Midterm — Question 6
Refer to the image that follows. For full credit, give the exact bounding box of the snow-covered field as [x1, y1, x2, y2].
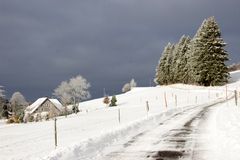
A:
[1, 71, 240, 160]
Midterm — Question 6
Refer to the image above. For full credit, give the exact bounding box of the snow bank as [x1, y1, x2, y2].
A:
[199, 98, 240, 160]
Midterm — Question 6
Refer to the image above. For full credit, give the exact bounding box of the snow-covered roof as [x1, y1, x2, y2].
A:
[25, 97, 63, 114]
[49, 99, 63, 111]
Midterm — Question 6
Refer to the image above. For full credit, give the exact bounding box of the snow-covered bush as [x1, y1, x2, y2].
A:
[103, 96, 110, 106]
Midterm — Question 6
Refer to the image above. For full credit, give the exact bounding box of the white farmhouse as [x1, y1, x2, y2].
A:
[24, 97, 64, 121]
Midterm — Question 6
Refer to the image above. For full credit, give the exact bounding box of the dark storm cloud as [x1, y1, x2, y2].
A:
[0, 0, 240, 101]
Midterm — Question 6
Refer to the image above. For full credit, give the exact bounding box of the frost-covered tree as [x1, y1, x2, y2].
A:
[53, 75, 91, 113]
[188, 17, 229, 86]
[68, 75, 91, 103]
[122, 78, 137, 93]
[122, 83, 131, 93]
[10, 92, 28, 114]
[172, 35, 191, 83]
[53, 81, 72, 106]
[166, 44, 175, 83]
[179, 36, 191, 83]
[172, 35, 187, 83]
[130, 78, 137, 88]
[154, 43, 175, 85]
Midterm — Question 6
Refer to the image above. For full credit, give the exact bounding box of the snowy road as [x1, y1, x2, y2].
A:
[99, 98, 231, 160]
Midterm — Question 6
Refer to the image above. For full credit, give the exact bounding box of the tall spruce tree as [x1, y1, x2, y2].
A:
[154, 43, 175, 85]
[172, 35, 191, 83]
[188, 17, 229, 86]
[165, 44, 175, 83]
[177, 36, 191, 83]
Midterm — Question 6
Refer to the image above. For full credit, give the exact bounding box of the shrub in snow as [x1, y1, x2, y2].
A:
[110, 96, 117, 106]
[34, 113, 41, 122]
[72, 105, 79, 114]
[29, 115, 34, 122]
[7, 118, 15, 124]
[7, 115, 20, 123]
[103, 96, 110, 106]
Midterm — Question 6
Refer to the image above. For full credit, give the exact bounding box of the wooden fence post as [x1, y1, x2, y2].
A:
[146, 101, 149, 117]
[54, 118, 57, 148]
[208, 89, 210, 100]
[164, 92, 168, 109]
[175, 95, 177, 107]
[195, 96, 198, 104]
[118, 108, 121, 124]
[226, 85, 228, 100]
[234, 90, 238, 106]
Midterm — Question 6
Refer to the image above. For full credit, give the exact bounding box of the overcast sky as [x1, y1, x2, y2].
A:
[0, 0, 240, 101]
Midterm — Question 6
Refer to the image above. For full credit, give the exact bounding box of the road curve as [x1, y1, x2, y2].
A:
[99, 97, 231, 160]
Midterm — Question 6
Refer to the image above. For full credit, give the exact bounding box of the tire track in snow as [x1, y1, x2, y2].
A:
[100, 97, 232, 160]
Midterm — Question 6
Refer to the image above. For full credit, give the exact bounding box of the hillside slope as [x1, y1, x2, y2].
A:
[1, 72, 240, 160]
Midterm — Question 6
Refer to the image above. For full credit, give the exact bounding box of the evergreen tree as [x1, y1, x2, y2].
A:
[2, 104, 9, 119]
[165, 44, 175, 83]
[172, 35, 189, 83]
[110, 95, 117, 107]
[189, 17, 229, 86]
[154, 43, 175, 85]
[175, 36, 191, 83]
[72, 104, 79, 113]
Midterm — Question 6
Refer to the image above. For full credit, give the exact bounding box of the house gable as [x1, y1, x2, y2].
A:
[33, 99, 62, 117]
